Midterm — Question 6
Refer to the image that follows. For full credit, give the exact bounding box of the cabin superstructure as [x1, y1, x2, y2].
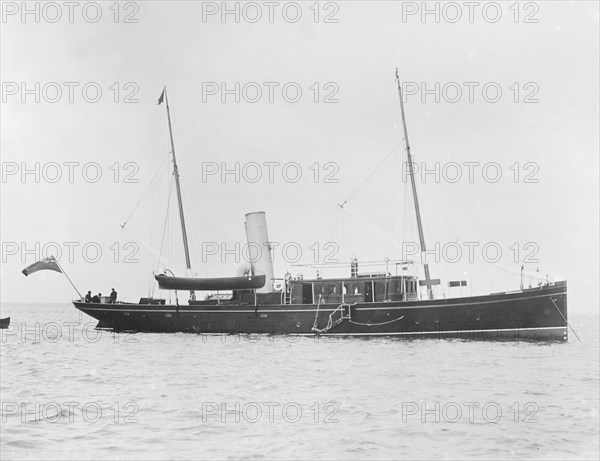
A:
[287, 274, 419, 305]
[180, 263, 421, 307]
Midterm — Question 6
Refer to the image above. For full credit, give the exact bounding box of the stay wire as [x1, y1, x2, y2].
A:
[120, 152, 171, 229]
[338, 141, 403, 208]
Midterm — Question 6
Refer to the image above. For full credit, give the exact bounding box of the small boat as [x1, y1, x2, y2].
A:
[0, 317, 10, 329]
[155, 274, 266, 291]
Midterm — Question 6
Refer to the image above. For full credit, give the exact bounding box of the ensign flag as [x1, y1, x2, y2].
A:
[22, 257, 62, 276]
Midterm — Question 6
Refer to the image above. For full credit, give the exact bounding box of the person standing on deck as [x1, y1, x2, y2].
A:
[109, 288, 117, 304]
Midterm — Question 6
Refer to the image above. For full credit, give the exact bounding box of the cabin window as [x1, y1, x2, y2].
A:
[315, 282, 338, 297]
[314, 282, 342, 303]
[302, 284, 313, 304]
[391, 279, 403, 294]
[343, 281, 361, 296]
[374, 280, 387, 302]
[291, 283, 304, 304]
[364, 282, 374, 302]
[403, 279, 418, 300]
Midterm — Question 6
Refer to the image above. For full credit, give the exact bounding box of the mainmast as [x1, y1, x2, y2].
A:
[160, 87, 193, 284]
[395, 69, 433, 300]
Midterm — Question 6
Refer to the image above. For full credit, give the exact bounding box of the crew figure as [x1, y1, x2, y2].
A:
[109, 288, 117, 304]
[91, 293, 101, 303]
[85, 291, 92, 303]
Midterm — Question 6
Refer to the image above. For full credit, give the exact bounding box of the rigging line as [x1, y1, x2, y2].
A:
[167, 179, 176, 272]
[467, 181, 526, 243]
[417, 182, 547, 281]
[403, 174, 417, 259]
[120, 152, 171, 229]
[389, 155, 400, 257]
[413, 100, 509, 172]
[409, 166, 434, 284]
[412, 163, 548, 282]
[148, 161, 166, 268]
[178, 178, 199, 272]
[420, 180, 480, 283]
[179, 182, 225, 278]
[340, 205, 406, 254]
[406, 96, 534, 244]
[120, 222, 181, 275]
[421, 179, 460, 242]
[406, 100, 481, 165]
[187, 160, 231, 242]
[323, 208, 345, 267]
[47, 302, 77, 324]
[340, 206, 347, 263]
[292, 259, 416, 268]
[405, 106, 520, 246]
[157, 172, 175, 273]
[182, 196, 200, 276]
[338, 141, 403, 208]
[403, 106, 507, 243]
[401, 144, 416, 238]
[469, 250, 547, 280]
[179, 176, 223, 244]
[349, 148, 400, 204]
[402, 173, 409, 243]
[326, 209, 342, 244]
[431, 176, 507, 245]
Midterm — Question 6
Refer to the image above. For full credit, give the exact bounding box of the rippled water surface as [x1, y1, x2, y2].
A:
[1, 303, 598, 460]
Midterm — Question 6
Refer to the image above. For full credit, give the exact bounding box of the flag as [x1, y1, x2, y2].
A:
[157, 89, 165, 105]
[22, 257, 62, 276]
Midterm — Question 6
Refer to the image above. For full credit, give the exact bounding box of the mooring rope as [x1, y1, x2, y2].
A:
[311, 295, 323, 331]
[550, 297, 580, 341]
[349, 315, 405, 327]
[312, 300, 406, 333]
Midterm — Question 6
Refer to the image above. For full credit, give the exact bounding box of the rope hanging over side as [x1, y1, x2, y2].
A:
[349, 315, 405, 327]
[312, 299, 406, 334]
[551, 297, 580, 341]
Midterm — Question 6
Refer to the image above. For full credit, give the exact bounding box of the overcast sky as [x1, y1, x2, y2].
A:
[1, 1, 598, 314]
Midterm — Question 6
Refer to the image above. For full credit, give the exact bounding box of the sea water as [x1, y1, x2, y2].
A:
[0, 302, 598, 460]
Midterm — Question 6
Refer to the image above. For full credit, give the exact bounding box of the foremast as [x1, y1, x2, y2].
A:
[160, 87, 194, 298]
[395, 69, 434, 300]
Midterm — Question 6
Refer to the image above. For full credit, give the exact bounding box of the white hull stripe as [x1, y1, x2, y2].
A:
[291, 326, 568, 337]
[77, 291, 567, 314]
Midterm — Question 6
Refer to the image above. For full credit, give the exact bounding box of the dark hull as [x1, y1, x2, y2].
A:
[0, 317, 9, 329]
[73, 281, 568, 341]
